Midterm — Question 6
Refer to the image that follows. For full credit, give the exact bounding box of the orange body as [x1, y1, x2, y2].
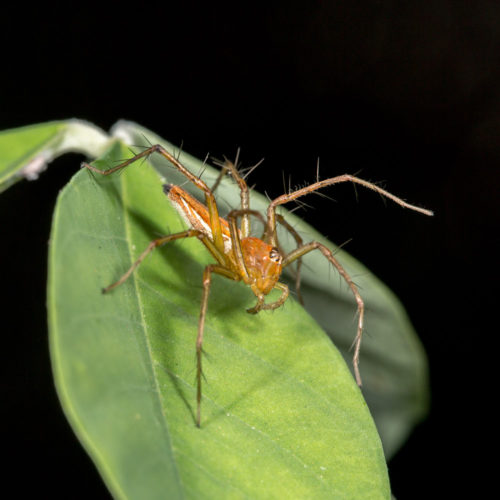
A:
[165, 183, 282, 296]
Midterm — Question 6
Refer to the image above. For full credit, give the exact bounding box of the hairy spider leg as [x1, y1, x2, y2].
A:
[264, 174, 434, 246]
[282, 242, 364, 385]
[101, 230, 207, 293]
[197, 264, 239, 426]
[274, 214, 304, 304]
[83, 144, 227, 254]
[262, 174, 433, 386]
[211, 155, 251, 238]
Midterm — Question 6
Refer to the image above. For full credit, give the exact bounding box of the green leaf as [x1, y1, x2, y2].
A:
[0, 120, 428, 497]
[0, 119, 110, 192]
[48, 141, 390, 498]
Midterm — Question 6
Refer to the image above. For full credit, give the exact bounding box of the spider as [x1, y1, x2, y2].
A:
[83, 145, 433, 427]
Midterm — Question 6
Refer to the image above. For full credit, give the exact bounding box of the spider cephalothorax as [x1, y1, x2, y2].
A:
[240, 239, 282, 295]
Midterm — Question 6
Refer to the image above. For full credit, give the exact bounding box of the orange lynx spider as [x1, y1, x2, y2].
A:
[83, 145, 433, 427]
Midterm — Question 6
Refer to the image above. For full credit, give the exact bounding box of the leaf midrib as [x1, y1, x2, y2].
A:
[120, 170, 185, 496]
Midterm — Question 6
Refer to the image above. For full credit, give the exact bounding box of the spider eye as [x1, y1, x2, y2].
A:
[269, 247, 281, 262]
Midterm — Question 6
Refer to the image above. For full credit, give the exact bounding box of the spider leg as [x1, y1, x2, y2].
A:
[274, 214, 304, 304]
[83, 144, 227, 254]
[211, 148, 241, 193]
[264, 174, 433, 246]
[197, 264, 240, 427]
[226, 210, 251, 282]
[212, 153, 252, 238]
[210, 164, 227, 193]
[102, 229, 204, 293]
[282, 241, 364, 386]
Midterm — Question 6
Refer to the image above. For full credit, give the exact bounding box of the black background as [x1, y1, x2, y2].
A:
[1, 2, 497, 499]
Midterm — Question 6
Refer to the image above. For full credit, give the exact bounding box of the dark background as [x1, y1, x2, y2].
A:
[1, 2, 497, 498]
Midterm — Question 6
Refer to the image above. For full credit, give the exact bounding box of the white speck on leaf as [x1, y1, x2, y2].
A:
[20, 154, 49, 180]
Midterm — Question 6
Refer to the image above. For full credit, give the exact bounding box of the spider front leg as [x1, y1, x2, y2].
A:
[282, 242, 364, 386]
[197, 264, 240, 428]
